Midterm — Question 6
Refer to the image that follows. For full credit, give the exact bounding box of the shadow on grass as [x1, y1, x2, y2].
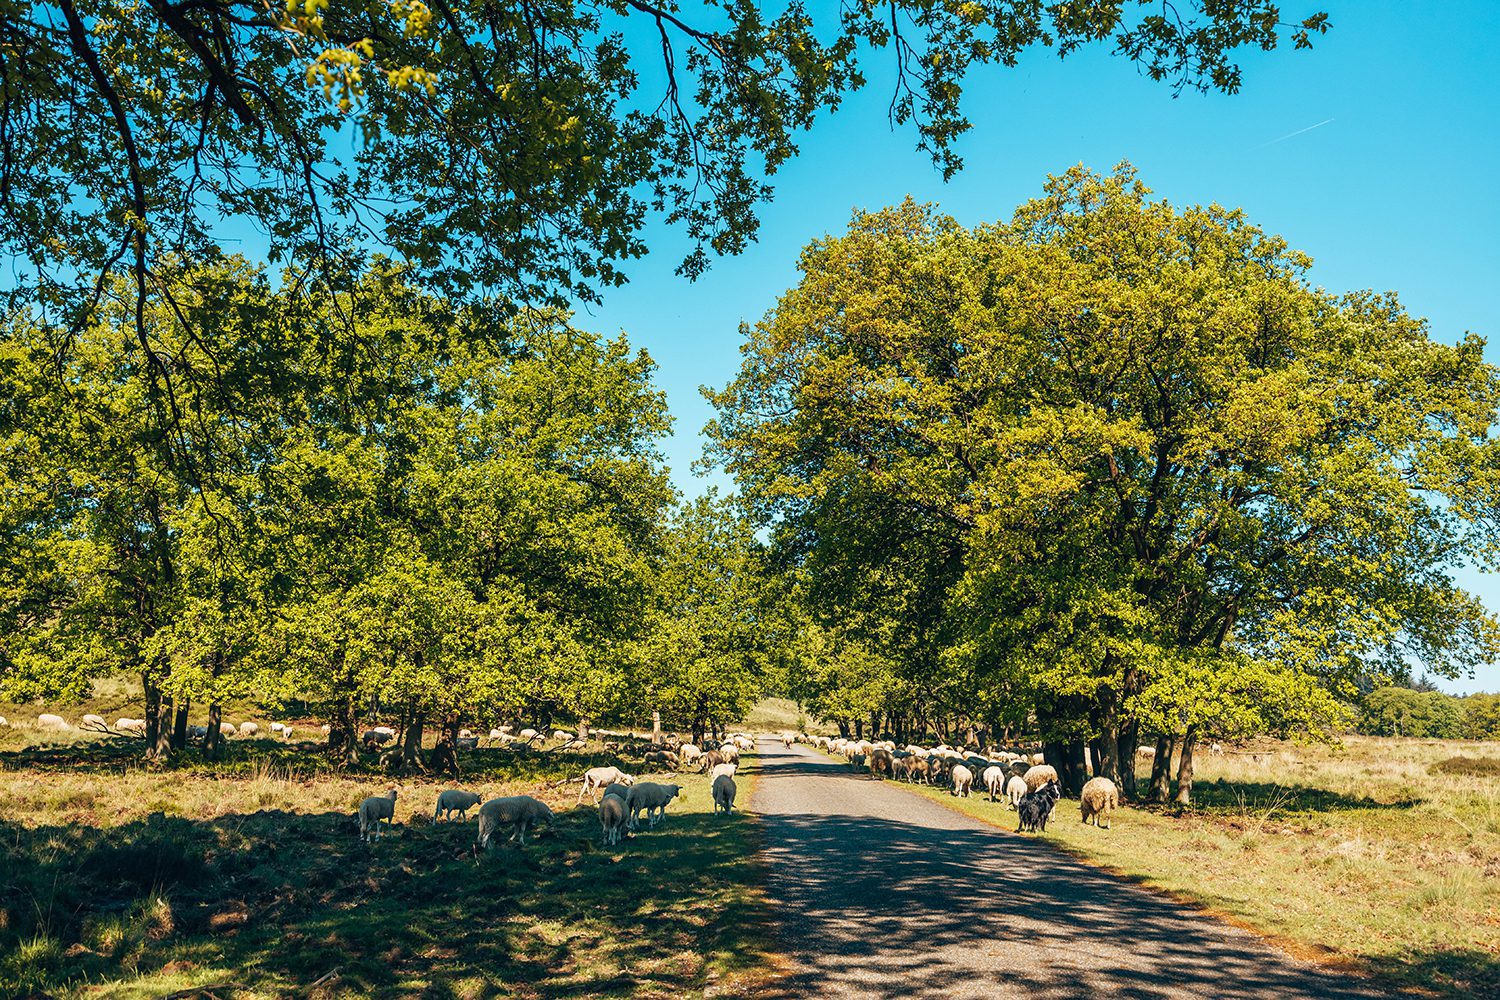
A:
[0, 799, 774, 998]
[1180, 778, 1420, 814]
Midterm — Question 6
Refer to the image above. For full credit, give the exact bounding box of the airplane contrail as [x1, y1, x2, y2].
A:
[1260, 117, 1335, 147]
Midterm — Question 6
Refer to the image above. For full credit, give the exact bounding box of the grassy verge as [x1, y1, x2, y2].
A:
[837, 738, 1500, 999]
[0, 739, 776, 999]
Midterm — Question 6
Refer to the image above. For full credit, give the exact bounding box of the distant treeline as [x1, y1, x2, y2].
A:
[1355, 687, 1500, 740]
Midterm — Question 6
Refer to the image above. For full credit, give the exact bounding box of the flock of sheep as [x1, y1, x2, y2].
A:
[352, 732, 758, 851]
[2, 712, 300, 741]
[786, 731, 1119, 832]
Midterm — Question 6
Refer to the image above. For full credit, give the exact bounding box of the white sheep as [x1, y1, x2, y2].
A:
[578, 766, 635, 804]
[734, 735, 753, 751]
[475, 795, 554, 848]
[1080, 777, 1119, 829]
[238, 721, 259, 737]
[553, 730, 574, 741]
[80, 713, 107, 731]
[625, 782, 682, 830]
[712, 773, 738, 815]
[518, 728, 539, 740]
[488, 728, 505, 741]
[270, 722, 286, 735]
[1024, 764, 1060, 792]
[219, 721, 237, 737]
[37, 713, 69, 731]
[780, 731, 796, 748]
[599, 794, 628, 846]
[0, 716, 7, 728]
[719, 743, 740, 764]
[434, 789, 483, 821]
[358, 788, 399, 841]
[951, 764, 974, 798]
[116, 718, 146, 735]
[709, 761, 737, 780]
[1005, 774, 1028, 810]
[601, 782, 633, 803]
[983, 765, 1007, 801]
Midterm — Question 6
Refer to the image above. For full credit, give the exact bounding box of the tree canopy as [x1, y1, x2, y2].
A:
[706, 164, 1500, 801]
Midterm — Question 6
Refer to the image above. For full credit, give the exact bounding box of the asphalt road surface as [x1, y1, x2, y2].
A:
[750, 737, 1386, 1000]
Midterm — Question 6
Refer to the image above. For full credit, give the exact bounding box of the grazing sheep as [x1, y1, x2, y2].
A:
[488, 728, 506, 741]
[1079, 777, 1119, 829]
[219, 721, 237, 737]
[700, 750, 727, 773]
[358, 788, 399, 841]
[434, 789, 483, 821]
[868, 747, 894, 780]
[601, 782, 633, 803]
[642, 750, 678, 769]
[712, 773, 738, 815]
[1024, 764, 1060, 792]
[733, 735, 753, 751]
[1017, 780, 1062, 833]
[238, 722, 259, 737]
[37, 713, 69, 731]
[475, 795, 554, 848]
[270, 722, 286, 734]
[709, 762, 737, 780]
[780, 731, 796, 748]
[578, 766, 635, 804]
[950, 764, 974, 798]
[553, 730, 574, 742]
[362, 729, 394, 748]
[849, 752, 866, 771]
[80, 714, 108, 731]
[518, 728, 539, 740]
[188, 725, 208, 742]
[117, 718, 147, 735]
[599, 794, 628, 846]
[1005, 774, 1028, 810]
[1029, 752, 1046, 766]
[719, 743, 740, 764]
[678, 743, 702, 766]
[983, 765, 1007, 801]
[624, 782, 683, 830]
[908, 757, 932, 785]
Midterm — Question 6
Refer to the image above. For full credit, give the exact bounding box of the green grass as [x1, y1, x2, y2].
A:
[0, 738, 775, 999]
[833, 737, 1500, 1000]
[736, 699, 812, 736]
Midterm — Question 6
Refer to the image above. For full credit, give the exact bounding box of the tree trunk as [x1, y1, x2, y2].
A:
[204, 702, 224, 759]
[171, 698, 190, 751]
[854, 718, 863, 739]
[836, 719, 850, 739]
[1174, 726, 1198, 805]
[1095, 700, 1122, 787]
[1045, 739, 1087, 796]
[401, 709, 426, 772]
[329, 692, 360, 767]
[1148, 735, 1175, 803]
[1117, 717, 1141, 800]
[578, 718, 590, 742]
[143, 673, 163, 757]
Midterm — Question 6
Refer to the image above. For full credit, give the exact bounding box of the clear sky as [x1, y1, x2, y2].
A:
[573, 2, 1500, 693]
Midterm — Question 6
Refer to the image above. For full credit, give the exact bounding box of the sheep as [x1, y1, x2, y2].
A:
[601, 782, 633, 803]
[868, 747, 894, 780]
[983, 765, 1007, 801]
[373, 725, 396, 738]
[117, 718, 147, 735]
[719, 743, 740, 764]
[488, 728, 506, 741]
[950, 764, 974, 798]
[678, 743, 702, 765]
[815, 736, 830, 750]
[219, 721, 237, 737]
[0, 716, 7, 728]
[188, 725, 208, 742]
[358, 788, 399, 841]
[475, 795, 554, 848]
[1024, 764, 1060, 792]
[709, 762, 737, 780]
[712, 773, 738, 815]
[37, 713, 69, 731]
[270, 722, 286, 735]
[1029, 752, 1046, 766]
[700, 749, 727, 773]
[362, 729, 393, 748]
[518, 728, 539, 740]
[907, 757, 932, 785]
[459, 728, 473, 739]
[733, 735, 753, 751]
[599, 794, 628, 846]
[780, 731, 796, 748]
[80, 713, 108, 731]
[1005, 774, 1029, 810]
[238, 721, 259, 738]
[434, 789, 483, 821]
[1079, 777, 1119, 829]
[642, 750, 678, 769]
[578, 766, 635, 804]
[624, 782, 682, 830]
[553, 730, 574, 742]
[1017, 780, 1062, 833]
[849, 752, 866, 771]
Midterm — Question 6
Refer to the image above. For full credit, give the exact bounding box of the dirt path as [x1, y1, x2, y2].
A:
[749, 737, 1386, 999]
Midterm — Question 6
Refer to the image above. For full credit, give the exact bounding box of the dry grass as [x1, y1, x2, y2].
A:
[876, 736, 1500, 999]
[0, 737, 775, 1000]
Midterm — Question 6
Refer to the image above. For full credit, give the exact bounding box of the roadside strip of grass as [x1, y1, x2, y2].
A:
[0, 738, 778, 1000]
[807, 739, 1500, 1000]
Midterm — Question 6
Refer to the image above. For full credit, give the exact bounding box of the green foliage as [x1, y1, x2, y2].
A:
[707, 164, 1500, 792]
[1358, 687, 1467, 739]
[1463, 693, 1500, 741]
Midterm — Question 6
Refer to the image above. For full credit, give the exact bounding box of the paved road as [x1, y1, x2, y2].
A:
[749, 737, 1385, 1000]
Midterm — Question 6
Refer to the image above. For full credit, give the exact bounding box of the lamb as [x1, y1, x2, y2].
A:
[983, 765, 1007, 802]
[578, 766, 635, 804]
[599, 793, 628, 846]
[712, 773, 738, 815]
[358, 788, 399, 841]
[434, 789, 483, 821]
[624, 782, 683, 830]
[709, 762, 737, 780]
[37, 713, 69, 731]
[1017, 780, 1061, 833]
[238, 721, 259, 737]
[1079, 777, 1119, 829]
[475, 795, 554, 848]
[1024, 764, 1060, 792]
[1005, 774, 1028, 810]
[950, 764, 974, 798]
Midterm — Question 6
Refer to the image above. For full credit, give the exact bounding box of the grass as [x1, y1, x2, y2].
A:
[844, 737, 1500, 999]
[736, 699, 808, 736]
[0, 736, 775, 999]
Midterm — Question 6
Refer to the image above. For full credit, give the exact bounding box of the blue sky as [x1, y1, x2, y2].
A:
[574, 2, 1500, 692]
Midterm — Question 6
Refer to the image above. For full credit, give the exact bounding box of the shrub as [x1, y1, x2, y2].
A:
[1430, 755, 1500, 777]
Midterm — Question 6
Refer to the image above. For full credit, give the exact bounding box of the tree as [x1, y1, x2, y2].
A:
[5, 0, 1329, 356]
[707, 166, 1500, 802]
[1358, 687, 1466, 739]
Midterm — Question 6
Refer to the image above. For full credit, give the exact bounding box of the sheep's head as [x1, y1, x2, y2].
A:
[620, 774, 636, 785]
